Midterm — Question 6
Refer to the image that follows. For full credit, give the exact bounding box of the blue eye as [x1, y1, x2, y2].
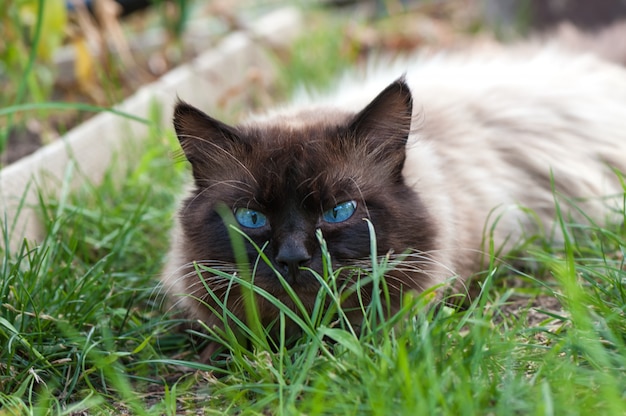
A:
[323, 201, 357, 223]
[234, 208, 267, 228]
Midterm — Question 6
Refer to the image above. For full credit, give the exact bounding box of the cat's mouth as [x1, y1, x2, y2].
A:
[257, 261, 326, 295]
[191, 256, 369, 303]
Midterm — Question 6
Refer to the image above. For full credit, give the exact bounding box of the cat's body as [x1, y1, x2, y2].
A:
[162, 47, 626, 358]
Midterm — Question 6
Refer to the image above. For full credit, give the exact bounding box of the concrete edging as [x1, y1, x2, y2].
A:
[0, 7, 302, 252]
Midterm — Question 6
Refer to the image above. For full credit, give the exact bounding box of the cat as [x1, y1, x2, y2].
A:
[162, 46, 626, 361]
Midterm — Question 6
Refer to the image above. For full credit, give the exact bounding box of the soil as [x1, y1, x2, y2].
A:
[499, 293, 565, 328]
[2, 126, 42, 165]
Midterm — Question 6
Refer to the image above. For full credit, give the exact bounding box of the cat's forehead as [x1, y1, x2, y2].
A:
[233, 109, 366, 204]
[238, 109, 356, 157]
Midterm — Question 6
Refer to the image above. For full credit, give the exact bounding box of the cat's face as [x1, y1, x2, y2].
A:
[172, 79, 437, 328]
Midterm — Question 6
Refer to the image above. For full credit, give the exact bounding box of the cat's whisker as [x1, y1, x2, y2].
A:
[210, 180, 254, 195]
[181, 180, 255, 217]
[225, 295, 248, 319]
[348, 178, 371, 219]
[336, 249, 462, 295]
[297, 172, 324, 192]
[161, 261, 244, 302]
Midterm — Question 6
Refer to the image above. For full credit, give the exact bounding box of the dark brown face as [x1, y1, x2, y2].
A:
[173, 78, 437, 326]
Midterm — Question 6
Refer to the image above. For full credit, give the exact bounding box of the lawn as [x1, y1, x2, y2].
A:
[1, 2, 626, 415]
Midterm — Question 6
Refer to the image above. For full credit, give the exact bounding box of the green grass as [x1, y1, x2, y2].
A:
[2, 7, 626, 415]
[1, 150, 625, 414]
[0, 124, 189, 413]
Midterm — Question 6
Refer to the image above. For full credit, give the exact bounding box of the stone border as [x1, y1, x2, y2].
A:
[0, 7, 302, 252]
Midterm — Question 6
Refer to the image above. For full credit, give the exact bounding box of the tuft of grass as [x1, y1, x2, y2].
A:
[0, 122, 191, 412]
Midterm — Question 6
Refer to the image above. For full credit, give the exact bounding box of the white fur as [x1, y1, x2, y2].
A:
[163, 46, 626, 319]
[253, 47, 626, 277]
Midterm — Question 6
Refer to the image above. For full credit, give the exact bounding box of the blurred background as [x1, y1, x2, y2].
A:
[2, 0, 626, 165]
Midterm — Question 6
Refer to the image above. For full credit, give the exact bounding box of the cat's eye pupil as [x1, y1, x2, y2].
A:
[323, 200, 356, 223]
[234, 208, 267, 229]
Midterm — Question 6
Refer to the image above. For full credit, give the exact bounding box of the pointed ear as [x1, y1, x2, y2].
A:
[348, 77, 413, 177]
[173, 101, 247, 181]
[173, 101, 241, 164]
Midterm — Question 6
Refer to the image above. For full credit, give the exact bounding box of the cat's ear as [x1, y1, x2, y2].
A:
[348, 77, 413, 177]
[173, 101, 241, 163]
[173, 101, 246, 180]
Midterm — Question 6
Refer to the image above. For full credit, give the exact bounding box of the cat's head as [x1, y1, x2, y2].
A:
[171, 78, 438, 332]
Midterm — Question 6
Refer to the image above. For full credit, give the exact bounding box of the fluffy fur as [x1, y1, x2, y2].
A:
[162, 47, 626, 359]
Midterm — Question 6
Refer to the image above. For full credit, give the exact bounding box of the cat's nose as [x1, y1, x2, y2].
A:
[276, 241, 312, 278]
